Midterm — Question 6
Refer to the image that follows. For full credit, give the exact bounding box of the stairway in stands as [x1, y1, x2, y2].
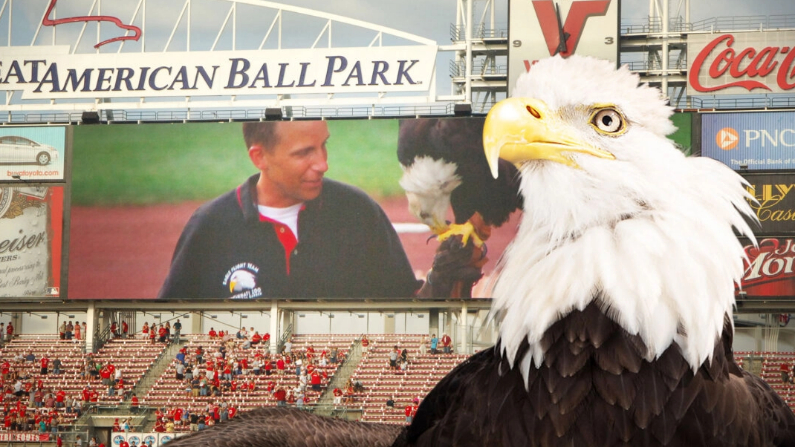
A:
[313, 338, 363, 418]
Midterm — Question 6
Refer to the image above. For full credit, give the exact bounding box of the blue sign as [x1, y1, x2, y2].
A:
[701, 111, 795, 170]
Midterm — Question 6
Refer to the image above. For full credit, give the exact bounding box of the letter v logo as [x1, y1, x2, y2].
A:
[532, 0, 611, 57]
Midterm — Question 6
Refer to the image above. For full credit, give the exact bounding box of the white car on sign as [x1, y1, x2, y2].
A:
[0, 136, 59, 165]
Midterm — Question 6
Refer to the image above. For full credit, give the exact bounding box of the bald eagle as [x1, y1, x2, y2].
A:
[395, 55, 795, 446]
[397, 118, 522, 247]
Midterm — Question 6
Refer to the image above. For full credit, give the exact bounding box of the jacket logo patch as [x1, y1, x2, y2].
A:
[223, 263, 262, 299]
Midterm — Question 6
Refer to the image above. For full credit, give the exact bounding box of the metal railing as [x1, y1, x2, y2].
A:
[449, 23, 508, 41]
[621, 14, 795, 34]
[449, 60, 508, 78]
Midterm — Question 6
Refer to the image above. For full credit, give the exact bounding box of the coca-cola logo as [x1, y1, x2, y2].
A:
[689, 34, 795, 93]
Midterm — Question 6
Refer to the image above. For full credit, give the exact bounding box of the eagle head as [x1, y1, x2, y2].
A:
[484, 55, 757, 373]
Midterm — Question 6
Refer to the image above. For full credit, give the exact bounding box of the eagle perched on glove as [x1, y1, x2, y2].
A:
[165, 55, 795, 447]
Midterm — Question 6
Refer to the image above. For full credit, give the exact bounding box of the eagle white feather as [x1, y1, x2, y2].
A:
[491, 56, 758, 379]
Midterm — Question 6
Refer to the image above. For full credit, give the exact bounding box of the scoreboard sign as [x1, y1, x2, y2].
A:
[508, 0, 620, 94]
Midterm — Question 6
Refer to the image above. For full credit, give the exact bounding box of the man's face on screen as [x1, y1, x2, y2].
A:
[256, 121, 330, 207]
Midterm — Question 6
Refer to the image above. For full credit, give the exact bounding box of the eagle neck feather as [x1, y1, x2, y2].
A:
[492, 156, 756, 381]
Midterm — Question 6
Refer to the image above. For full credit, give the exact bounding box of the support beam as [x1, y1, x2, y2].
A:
[270, 301, 279, 354]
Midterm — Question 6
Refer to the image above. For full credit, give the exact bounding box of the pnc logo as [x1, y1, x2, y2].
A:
[716, 127, 739, 150]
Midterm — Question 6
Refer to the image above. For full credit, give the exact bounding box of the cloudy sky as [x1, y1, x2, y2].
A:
[4, 0, 794, 98]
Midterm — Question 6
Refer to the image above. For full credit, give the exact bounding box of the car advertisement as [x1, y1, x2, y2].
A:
[701, 111, 795, 170]
[0, 126, 66, 181]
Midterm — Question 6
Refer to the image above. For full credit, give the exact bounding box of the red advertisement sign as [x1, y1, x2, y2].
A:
[739, 238, 795, 297]
[688, 31, 795, 96]
[0, 433, 50, 442]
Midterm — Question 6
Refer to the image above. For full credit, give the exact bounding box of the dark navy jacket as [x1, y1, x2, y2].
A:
[158, 174, 421, 299]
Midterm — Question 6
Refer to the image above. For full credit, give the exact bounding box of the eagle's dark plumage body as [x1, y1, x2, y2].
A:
[397, 118, 522, 227]
[396, 302, 795, 447]
[164, 407, 402, 447]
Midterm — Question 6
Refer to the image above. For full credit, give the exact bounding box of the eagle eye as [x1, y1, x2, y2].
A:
[590, 108, 626, 135]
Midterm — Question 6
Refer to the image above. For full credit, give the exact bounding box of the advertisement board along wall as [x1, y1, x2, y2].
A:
[701, 111, 795, 170]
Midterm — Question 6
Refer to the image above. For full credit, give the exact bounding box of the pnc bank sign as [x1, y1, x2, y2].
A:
[687, 31, 795, 96]
[702, 112, 795, 171]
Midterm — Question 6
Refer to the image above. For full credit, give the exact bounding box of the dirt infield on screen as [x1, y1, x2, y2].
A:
[68, 120, 519, 299]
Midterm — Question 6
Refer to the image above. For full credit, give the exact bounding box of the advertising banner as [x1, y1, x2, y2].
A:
[687, 31, 795, 96]
[0, 46, 436, 99]
[0, 433, 51, 442]
[508, 0, 619, 94]
[68, 118, 516, 300]
[739, 171, 795, 236]
[701, 112, 795, 170]
[739, 238, 795, 298]
[0, 186, 64, 299]
[0, 127, 66, 181]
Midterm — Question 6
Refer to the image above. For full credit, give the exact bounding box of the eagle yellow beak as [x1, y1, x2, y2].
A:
[229, 281, 236, 293]
[483, 97, 615, 178]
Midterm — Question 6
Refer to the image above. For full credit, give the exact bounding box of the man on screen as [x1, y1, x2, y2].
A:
[158, 120, 434, 299]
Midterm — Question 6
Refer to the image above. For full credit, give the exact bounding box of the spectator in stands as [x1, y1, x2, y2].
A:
[284, 338, 293, 354]
[173, 319, 182, 343]
[175, 361, 185, 381]
[158, 325, 168, 343]
[149, 326, 156, 345]
[389, 346, 399, 371]
[208, 328, 217, 338]
[81, 322, 87, 339]
[386, 396, 395, 408]
[154, 418, 166, 433]
[441, 333, 452, 354]
[74, 322, 81, 341]
[782, 362, 790, 383]
[110, 322, 118, 338]
[52, 357, 62, 375]
[40, 355, 50, 375]
[189, 412, 199, 431]
[430, 334, 438, 354]
[142, 321, 150, 338]
[251, 331, 262, 346]
[121, 321, 129, 338]
[55, 388, 66, 408]
[6, 321, 13, 342]
[66, 321, 74, 340]
[25, 351, 35, 363]
[112, 418, 121, 432]
[59, 322, 67, 340]
[274, 387, 287, 406]
[361, 335, 369, 352]
[88, 437, 97, 447]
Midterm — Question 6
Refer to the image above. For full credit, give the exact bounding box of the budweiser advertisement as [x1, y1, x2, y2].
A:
[508, 0, 619, 95]
[0, 126, 66, 181]
[687, 31, 795, 96]
[0, 186, 64, 299]
[702, 112, 795, 170]
[738, 171, 795, 236]
[739, 238, 795, 298]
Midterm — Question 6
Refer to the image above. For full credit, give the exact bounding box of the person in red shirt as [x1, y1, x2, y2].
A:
[1, 360, 9, 375]
[173, 407, 184, 426]
[274, 387, 286, 406]
[121, 321, 129, 338]
[130, 393, 139, 414]
[405, 404, 414, 424]
[142, 322, 149, 338]
[119, 440, 129, 447]
[110, 322, 118, 337]
[263, 333, 271, 345]
[40, 356, 50, 375]
[6, 322, 13, 342]
[310, 370, 322, 392]
[251, 332, 262, 346]
[276, 357, 285, 375]
[208, 328, 217, 338]
[218, 330, 225, 338]
[228, 405, 237, 419]
[149, 326, 156, 344]
[112, 418, 121, 432]
[154, 418, 165, 433]
[441, 333, 452, 354]
[82, 387, 90, 402]
[332, 387, 343, 409]
[89, 389, 99, 403]
[55, 389, 66, 408]
[158, 325, 168, 343]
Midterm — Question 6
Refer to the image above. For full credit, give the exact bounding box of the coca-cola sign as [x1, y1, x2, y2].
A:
[687, 31, 795, 96]
[740, 238, 795, 298]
